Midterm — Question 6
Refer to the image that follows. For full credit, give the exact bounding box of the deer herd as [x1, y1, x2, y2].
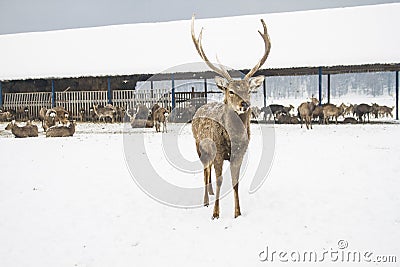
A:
[252, 100, 395, 130]
[0, 102, 171, 138]
[0, 15, 397, 219]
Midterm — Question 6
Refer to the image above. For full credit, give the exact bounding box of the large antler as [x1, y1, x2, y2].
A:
[244, 19, 271, 80]
[191, 15, 232, 81]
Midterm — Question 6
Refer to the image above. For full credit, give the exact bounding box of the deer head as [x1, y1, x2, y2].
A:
[191, 15, 271, 114]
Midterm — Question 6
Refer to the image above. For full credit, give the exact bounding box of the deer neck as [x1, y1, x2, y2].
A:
[222, 105, 251, 144]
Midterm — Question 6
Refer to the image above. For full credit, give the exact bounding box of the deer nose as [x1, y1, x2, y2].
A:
[241, 101, 249, 110]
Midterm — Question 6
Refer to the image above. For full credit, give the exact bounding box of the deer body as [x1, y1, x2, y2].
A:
[191, 15, 270, 218]
[323, 103, 345, 124]
[46, 121, 75, 137]
[5, 120, 38, 138]
[153, 107, 169, 133]
[298, 98, 319, 130]
[93, 104, 116, 123]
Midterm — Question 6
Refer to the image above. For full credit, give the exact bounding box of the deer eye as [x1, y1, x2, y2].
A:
[228, 90, 235, 95]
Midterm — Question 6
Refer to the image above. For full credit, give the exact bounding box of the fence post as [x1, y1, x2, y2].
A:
[318, 67, 322, 105]
[51, 79, 55, 107]
[327, 74, 331, 104]
[263, 77, 267, 108]
[0, 81, 2, 108]
[150, 80, 154, 99]
[107, 77, 112, 104]
[171, 74, 175, 110]
[204, 78, 208, 104]
[396, 70, 399, 120]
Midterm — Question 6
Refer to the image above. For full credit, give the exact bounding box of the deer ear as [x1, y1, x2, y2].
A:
[249, 75, 264, 92]
[214, 76, 228, 91]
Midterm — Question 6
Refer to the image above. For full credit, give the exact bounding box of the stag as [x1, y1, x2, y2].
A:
[191, 15, 270, 219]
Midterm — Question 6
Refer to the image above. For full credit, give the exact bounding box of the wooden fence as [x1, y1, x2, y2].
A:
[55, 91, 108, 119]
[112, 88, 170, 110]
[2, 92, 52, 119]
[175, 91, 206, 109]
[2, 88, 172, 120]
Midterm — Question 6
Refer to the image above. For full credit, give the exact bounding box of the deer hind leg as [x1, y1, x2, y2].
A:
[212, 158, 223, 220]
[304, 116, 309, 129]
[203, 165, 212, 206]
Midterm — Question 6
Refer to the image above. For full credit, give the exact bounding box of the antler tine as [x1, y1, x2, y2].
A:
[191, 14, 232, 81]
[244, 19, 271, 80]
[216, 55, 232, 82]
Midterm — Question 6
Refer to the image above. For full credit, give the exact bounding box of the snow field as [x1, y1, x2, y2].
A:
[0, 122, 399, 266]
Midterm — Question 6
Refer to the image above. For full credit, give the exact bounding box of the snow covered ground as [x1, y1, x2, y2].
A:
[0, 121, 399, 266]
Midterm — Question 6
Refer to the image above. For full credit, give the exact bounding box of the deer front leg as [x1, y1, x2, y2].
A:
[230, 162, 242, 218]
[212, 159, 223, 220]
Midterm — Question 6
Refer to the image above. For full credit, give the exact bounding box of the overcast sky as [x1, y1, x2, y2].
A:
[0, 0, 399, 35]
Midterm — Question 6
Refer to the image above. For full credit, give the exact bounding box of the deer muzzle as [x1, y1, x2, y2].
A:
[240, 101, 250, 111]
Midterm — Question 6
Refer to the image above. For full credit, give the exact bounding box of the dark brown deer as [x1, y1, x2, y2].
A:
[191, 15, 271, 219]
[354, 103, 372, 123]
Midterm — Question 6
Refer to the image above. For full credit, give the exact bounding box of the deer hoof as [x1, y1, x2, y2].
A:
[234, 211, 241, 218]
[212, 214, 219, 220]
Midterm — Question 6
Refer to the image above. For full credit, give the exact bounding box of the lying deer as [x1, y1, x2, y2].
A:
[191, 15, 271, 219]
[46, 121, 76, 137]
[5, 120, 38, 138]
[127, 104, 154, 128]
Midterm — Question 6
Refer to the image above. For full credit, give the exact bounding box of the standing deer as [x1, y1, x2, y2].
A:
[298, 97, 319, 130]
[93, 104, 116, 123]
[322, 103, 346, 124]
[191, 15, 271, 219]
[153, 107, 169, 133]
